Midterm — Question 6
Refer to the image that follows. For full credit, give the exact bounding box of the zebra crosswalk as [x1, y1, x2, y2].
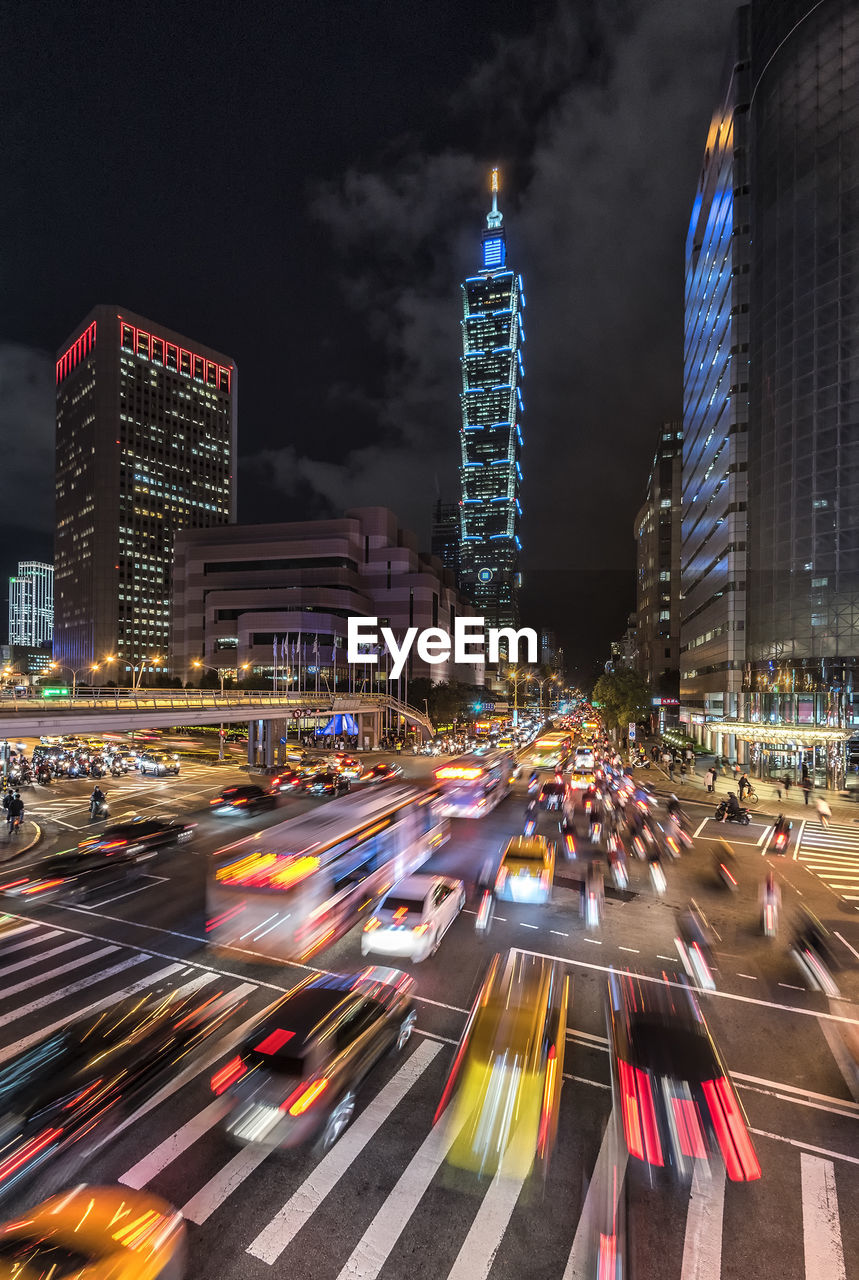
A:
[0, 917, 856, 1280]
[795, 820, 859, 903]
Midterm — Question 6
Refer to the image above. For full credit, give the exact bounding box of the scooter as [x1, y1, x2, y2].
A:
[648, 854, 667, 895]
[790, 910, 840, 996]
[581, 862, 605, 929]
[714, 798, 751, 826]
[714, 844, 739, 891]
[675, 904, 717, 990]
[771, 817, 792, 853]
[761, 872, 780, 938]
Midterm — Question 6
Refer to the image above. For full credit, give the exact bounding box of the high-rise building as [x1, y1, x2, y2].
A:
[680, 10, 750, 743]
[430, 499, 460, 581]
[53, 306, 236, 677]
[636, 424, 682, 700]
[8, 561, 53, 646]
[458, 169, 524, 629]
[682, 1, 859, 788]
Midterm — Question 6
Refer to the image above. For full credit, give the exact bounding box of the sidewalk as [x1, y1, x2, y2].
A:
[0, 819, 41, 863]
[638, 747, 859, 826]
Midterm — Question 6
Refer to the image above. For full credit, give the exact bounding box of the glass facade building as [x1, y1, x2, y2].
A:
[8, 561, 53, 647]
[458, 171, 524, 628]
[680, 11, 750, 727]
[636, 424, 683, 701]
[54, 306, 236, 675]
[746, 0, 859, 691]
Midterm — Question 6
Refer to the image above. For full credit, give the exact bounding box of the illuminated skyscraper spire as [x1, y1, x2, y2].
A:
[457, 168, 524, 630]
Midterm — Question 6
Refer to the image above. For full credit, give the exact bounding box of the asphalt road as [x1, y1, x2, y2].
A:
[1, 741, 858, 1280]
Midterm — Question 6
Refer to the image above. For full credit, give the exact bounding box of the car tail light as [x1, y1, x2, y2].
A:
[598, 1233, 617, 1280]
[363, 917, 381, 932]
[495, 866, 508, 888]
[702, 1076, 760, 1181]
[564, 834, 576, 856]
[211, 1055, 248, 1095]
[670, 1096, 707, 1159]
[617, 1059, 663, 1166]
[22, 879, 63, 895]
[0, 1128, 62, 1184]
[413, 923, 430, 935]
[283, 1076, 330, 1116]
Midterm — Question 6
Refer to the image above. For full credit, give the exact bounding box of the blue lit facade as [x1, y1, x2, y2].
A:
[680, 12, 750, 728]
[458, 172, 524, 628]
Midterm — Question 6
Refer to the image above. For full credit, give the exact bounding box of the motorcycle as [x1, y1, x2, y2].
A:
[648, 853, 667, 895]
[607, 839, 629, 889]
[771, 817, 792, 854]
[714, 798, 751, 826]
[714, 844, 739, 891]
[89, 798, 109, 820]
[580, 863, 604, 929]
[761, 872, 780, 938]
[474, 889, 495, 938]
[675, 905, 717, 990]
[790, 910, 840, 996]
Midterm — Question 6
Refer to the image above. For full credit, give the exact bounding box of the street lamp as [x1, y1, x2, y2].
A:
[535, 673, 560, 718]
[193, 660, 250, 759]
[507, 667, 532, 728]
[48, 662, 102, 698]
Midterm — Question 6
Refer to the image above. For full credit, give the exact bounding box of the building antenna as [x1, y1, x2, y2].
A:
[487, 167, 503, 230]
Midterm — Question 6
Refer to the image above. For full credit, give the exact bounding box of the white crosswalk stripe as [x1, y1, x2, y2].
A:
[795, 821, 859, 901]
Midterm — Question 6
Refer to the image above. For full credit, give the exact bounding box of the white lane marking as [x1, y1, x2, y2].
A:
[680, 1164, 725, 1280]
[0, 921, 40, 943]
[834, 932, 859, 961]
[657, 954, 676, 961]
[0, 944, 120, 1008]
[446, 1163, 527, 1280]
[550, 930, 569, 937]
[778, 983, 805, 991]
[562, 1112, 627, 1280]
[793, 819, 806, 860]
[751, 1128, 859, 1167]
[75, 875, 167, 910]
[0, 935, 88, 975]
[583, 938, 602, 945]
[618, 946, 639, 953]
[120, 1098, 228, 1189]
[735, 973, 757, 981]
[801, 1154, 846, 1280]
[732, 1071, 859, 1112]
[693, 818, 709, 838]
[510, 945, 859, 1028]
[0, 961, 184, 1065]
[246, 1040, 441, 1259]
[333, 1117, 460, 1280]
[519, 923, 539, 930]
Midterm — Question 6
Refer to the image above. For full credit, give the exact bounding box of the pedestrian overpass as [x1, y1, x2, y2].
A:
[0, 689, 435, 766]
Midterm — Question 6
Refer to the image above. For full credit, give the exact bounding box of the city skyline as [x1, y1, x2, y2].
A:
[1, 0, 741, 672]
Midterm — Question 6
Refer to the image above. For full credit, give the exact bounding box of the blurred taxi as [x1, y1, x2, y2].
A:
[495, 835, 555, 903]
[566, 766, 595, 792]
[607, 970, 760, 1182]
[0, 1184, 186, 1279]
[435, 950, 568, 1178]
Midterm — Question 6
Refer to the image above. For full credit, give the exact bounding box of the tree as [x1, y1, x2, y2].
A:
[592, 669, 651, 736]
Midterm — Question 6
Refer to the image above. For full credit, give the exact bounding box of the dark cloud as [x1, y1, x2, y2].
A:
[245, 0, 737, 625]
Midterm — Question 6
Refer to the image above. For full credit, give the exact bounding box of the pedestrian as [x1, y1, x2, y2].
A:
[6, 791, 23, 835]
[685, 747, 695, 773]
[801, 761, 810, 783]
[738, 772, 750, 801]
[783, 774, 792, 798]
[816, 795, 831, 828]
[732, 762, 741, 783]
[667, 757, 675, 782]
[802, 777, 812, 806]
[650, 744, 659, 762]
[705, 766, 716, 793]
[720, 755, 730, 778]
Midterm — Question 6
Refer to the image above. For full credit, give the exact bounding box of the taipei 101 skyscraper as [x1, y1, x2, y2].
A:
[457, 169, 524, 629]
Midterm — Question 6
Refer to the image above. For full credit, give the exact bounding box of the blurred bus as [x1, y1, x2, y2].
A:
[531, 731, 572, 769]
[206, 784, 448, 962]
[433, 749, 517, 818]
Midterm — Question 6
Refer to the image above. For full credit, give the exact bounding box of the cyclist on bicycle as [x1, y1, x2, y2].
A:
[738, 773, 751, 801]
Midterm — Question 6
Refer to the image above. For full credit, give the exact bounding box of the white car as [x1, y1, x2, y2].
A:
[572, 748, 595, 771]
[362, 874, 466, 962]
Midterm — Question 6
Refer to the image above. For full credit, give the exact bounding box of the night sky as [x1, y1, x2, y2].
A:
[2, 0, 738, 680]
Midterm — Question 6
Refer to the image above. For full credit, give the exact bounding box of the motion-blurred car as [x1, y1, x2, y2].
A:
[0, 843, 161, 905]
[332, 756, 363, 780]
[607, 970, 760, 1182]
[566, 767, 596, 792]
[0, 1184, 187, 1279]
[0, 988, 242, 1204]
[360, 763, 402, 785]
[137, 752, 180, 777]
[362, 874, 466, 962]
[495, 835, 555, 903]
[537, 780, 566, 811]
[269, 769, 305, 793]
[212, 967, 416, 1154]
[77, 816, 195, 859]
[434, 950, 568, 1178]
[209, 784, 278, 816]
[305, 772, 351, 797]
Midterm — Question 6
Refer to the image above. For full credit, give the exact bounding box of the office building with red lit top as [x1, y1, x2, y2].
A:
[54, 305, 236, 678]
